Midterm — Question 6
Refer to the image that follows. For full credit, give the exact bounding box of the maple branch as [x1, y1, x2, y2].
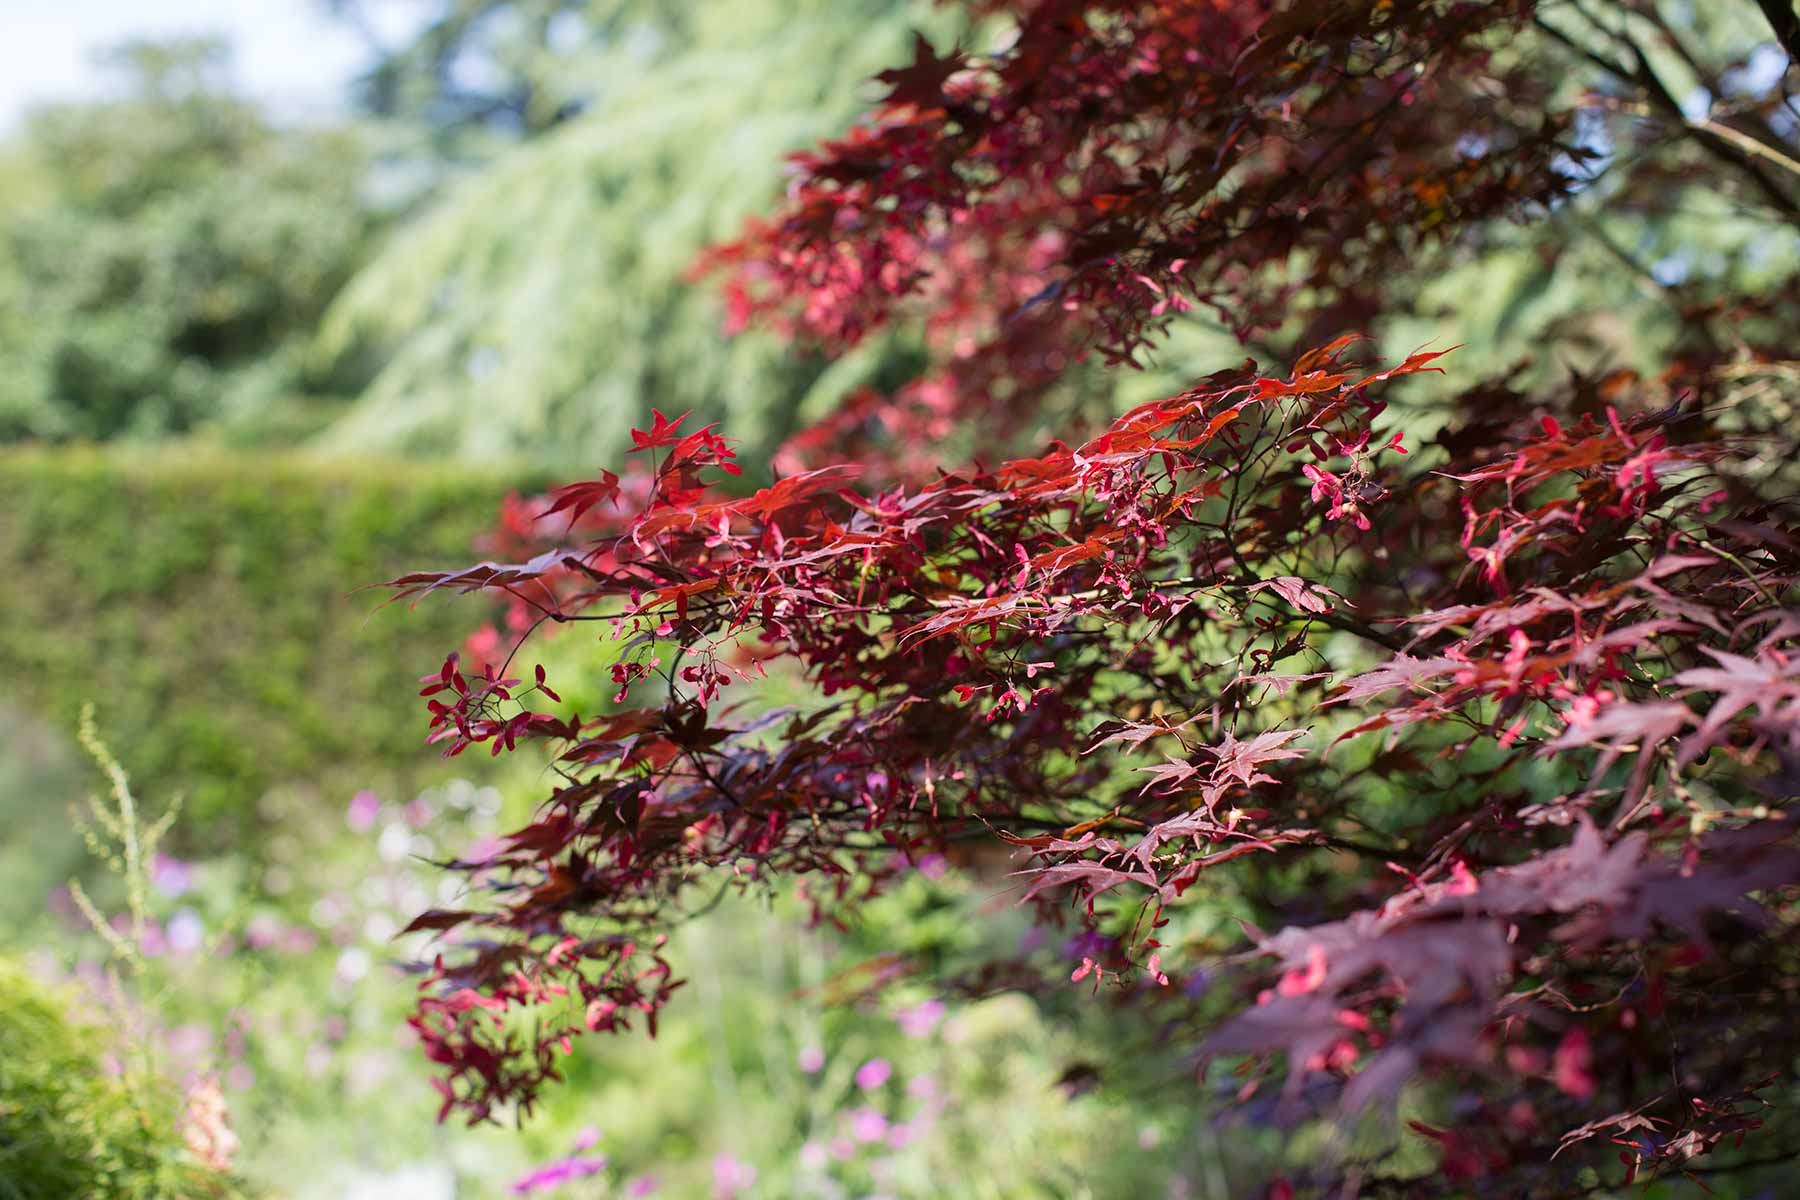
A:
[1535, 12, 1800, 219]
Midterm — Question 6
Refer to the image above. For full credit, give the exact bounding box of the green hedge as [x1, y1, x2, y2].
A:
[0, 447, 544, 836]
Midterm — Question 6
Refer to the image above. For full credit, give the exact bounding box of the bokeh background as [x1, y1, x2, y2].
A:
[2, 2, 1794, 1198]
[1, 5, 1217, 1197]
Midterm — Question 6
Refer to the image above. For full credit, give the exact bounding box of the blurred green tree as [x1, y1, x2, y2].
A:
[312, 0, 947, 470]
[329, 0, 596, 142]
[0, 38, 384, 444]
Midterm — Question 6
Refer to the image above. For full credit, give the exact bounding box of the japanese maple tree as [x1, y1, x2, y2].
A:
[389, 1, 1800, 1194]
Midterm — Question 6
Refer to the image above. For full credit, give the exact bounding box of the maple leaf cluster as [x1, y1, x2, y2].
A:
[387, 2, 1800, 1194]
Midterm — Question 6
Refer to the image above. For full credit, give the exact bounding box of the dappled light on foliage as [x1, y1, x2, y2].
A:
[387, 2, 1800, 1195]
[4, 0, 1800, 1195]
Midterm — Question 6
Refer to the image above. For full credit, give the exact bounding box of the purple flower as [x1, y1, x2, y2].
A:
[137, 922, 168, 957]
[509, 1156, 608, 1195]
[167, 908, 205, 955]
[1182, 968, 1212, 999]
[797, 1046, 826, 1073]
[151, 855, 193, 898]
[1061, 930, 1115, 961]
[571, 1127, 601, 1152]
[915, 853, 949, 880]
[894, 999, 945, 1038]
[625, 1176, 660, 1197]
[854, 1057, 892, 1090]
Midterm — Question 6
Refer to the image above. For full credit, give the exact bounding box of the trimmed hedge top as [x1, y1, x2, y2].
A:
[0, 447, 543, 836]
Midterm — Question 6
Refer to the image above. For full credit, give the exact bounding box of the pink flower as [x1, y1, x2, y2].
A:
[151, 855, 193, 898]
[346, 791, 381, 833]
[797, 1046, 825, 1073]
[712, 1152, 756, 1198]
[245, 913, 281, 950]
[854, 1057, 892, 1089]
[849, 1106, 889, 1143]
[915, 853, 949, 880]
[895, 999, 945, 1038]
[181, 1075, 238, 1172]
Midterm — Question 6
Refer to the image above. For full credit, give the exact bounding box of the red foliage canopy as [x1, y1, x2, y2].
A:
[389, 2, 1800, 1194]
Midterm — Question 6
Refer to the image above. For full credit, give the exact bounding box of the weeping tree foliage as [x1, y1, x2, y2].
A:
[313, 0, 949, 471]
[330, 0, 647, 139]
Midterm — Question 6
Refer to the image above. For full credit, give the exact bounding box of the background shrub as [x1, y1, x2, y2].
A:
[0, 955, 239, 1199]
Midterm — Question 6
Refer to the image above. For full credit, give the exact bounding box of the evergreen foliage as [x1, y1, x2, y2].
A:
[313, 0, 947, 470]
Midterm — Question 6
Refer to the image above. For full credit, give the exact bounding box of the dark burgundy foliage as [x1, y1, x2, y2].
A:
[387, 2, 1800, 1193]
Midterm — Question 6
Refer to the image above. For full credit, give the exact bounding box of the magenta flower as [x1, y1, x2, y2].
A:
[509, 1156, 608, 1195]
[850, 1106, 889, 1143]
[854, 1057, 892, 1090]
[797, 1046, 825, 1073]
